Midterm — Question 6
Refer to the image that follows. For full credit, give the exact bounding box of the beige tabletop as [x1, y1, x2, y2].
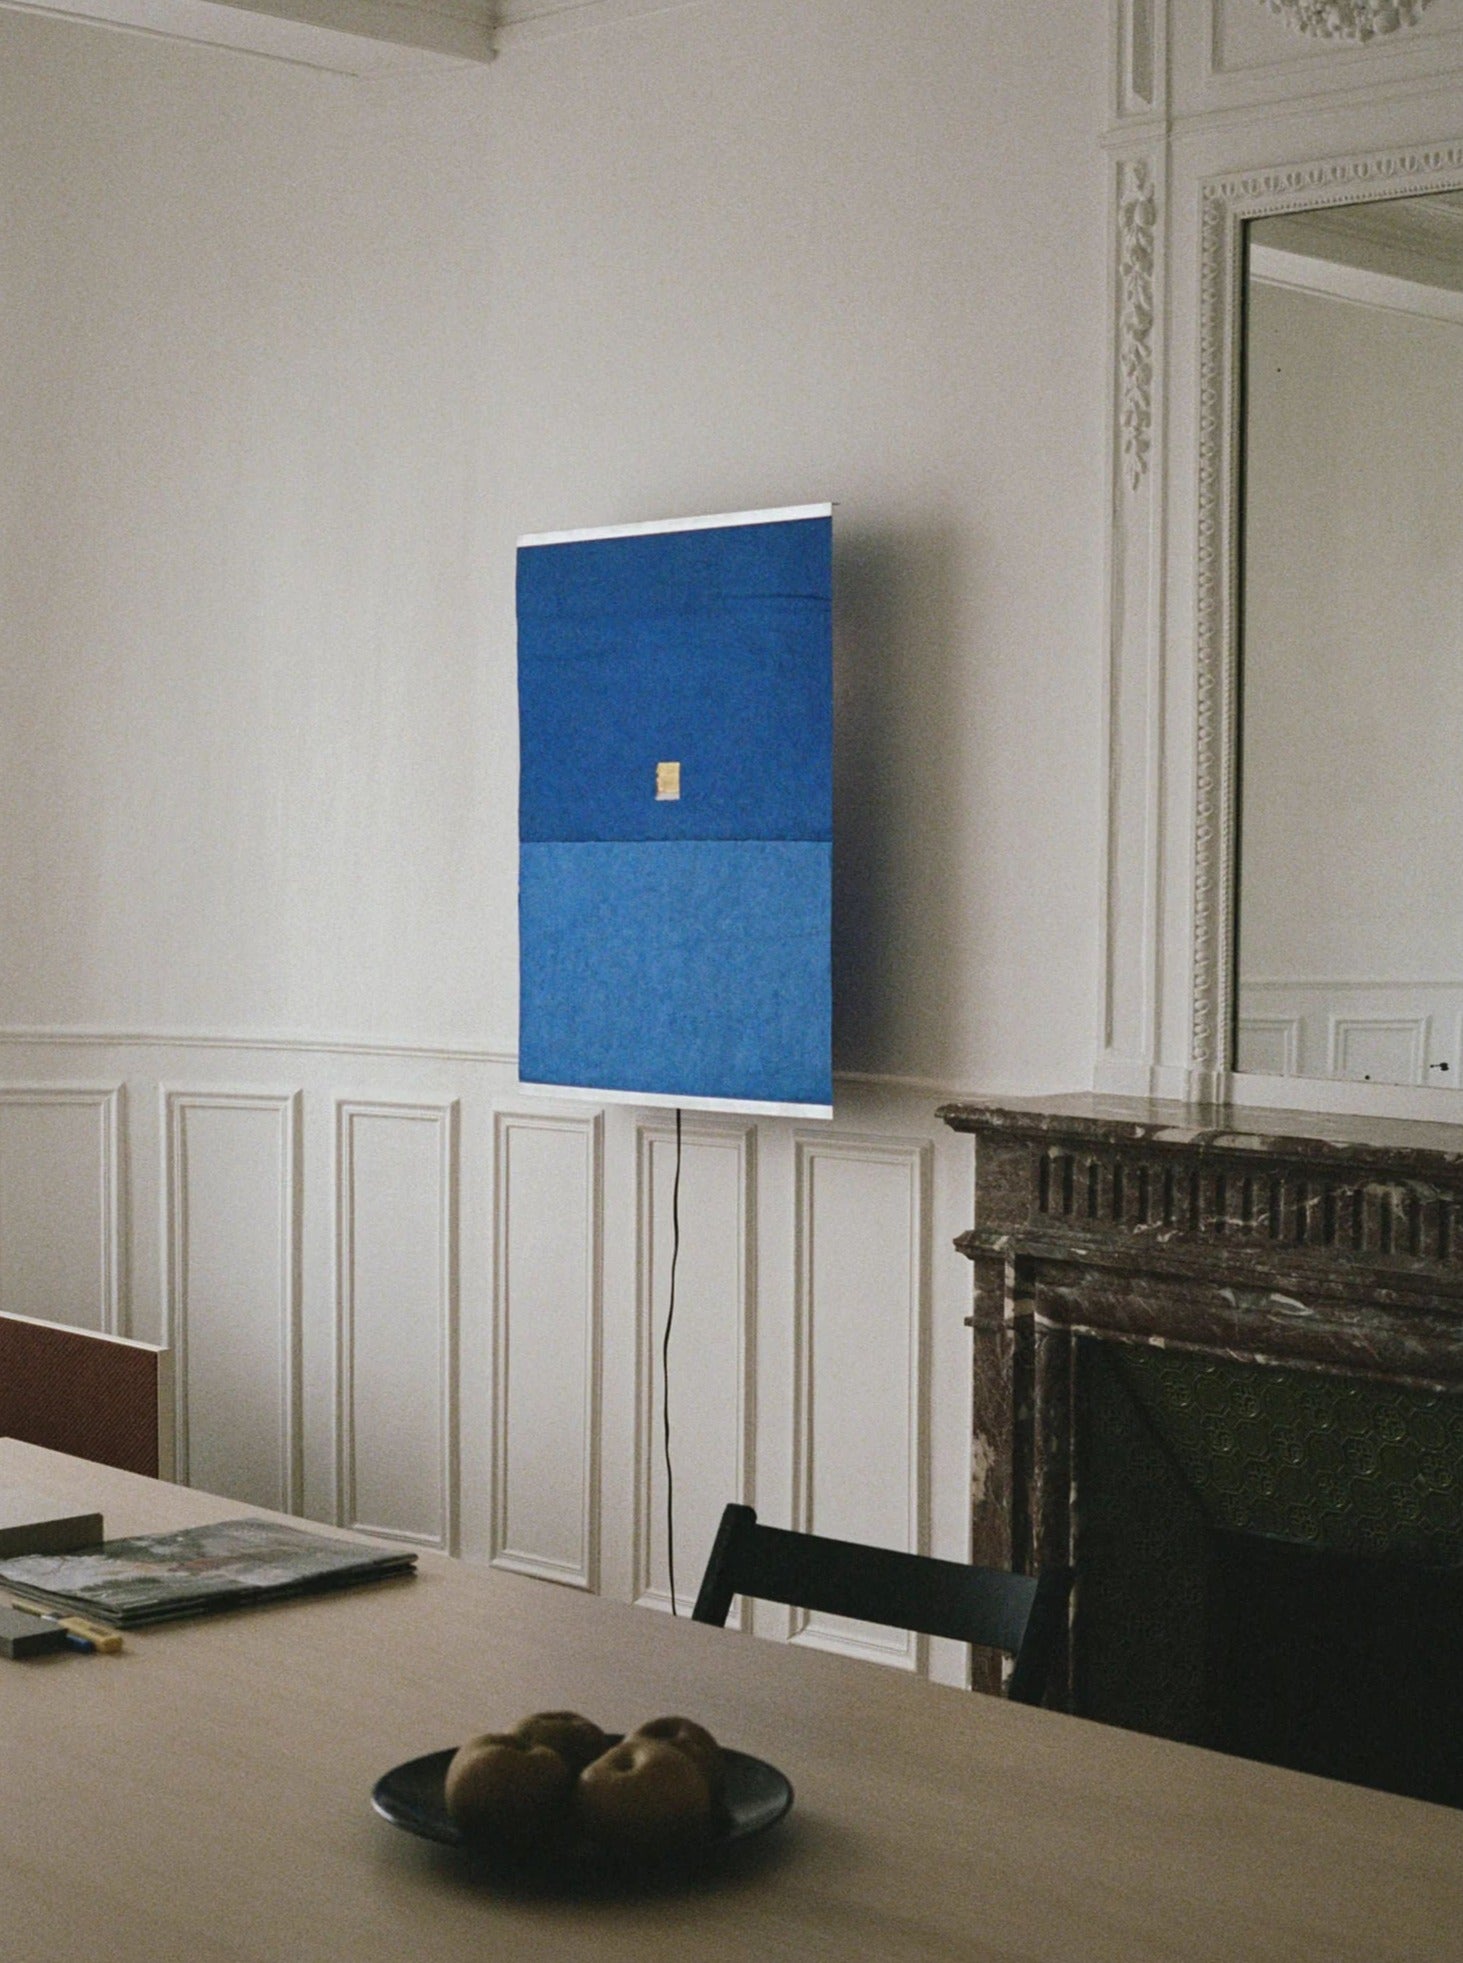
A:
[0, 1439, 1459, 1962]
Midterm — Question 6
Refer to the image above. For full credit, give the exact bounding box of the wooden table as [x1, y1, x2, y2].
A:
[1, 1440, 1459, 1961]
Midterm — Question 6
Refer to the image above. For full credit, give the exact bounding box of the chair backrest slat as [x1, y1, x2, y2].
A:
[736, 1521, 1038, 1647]
[692, 1504, 1069, 1706]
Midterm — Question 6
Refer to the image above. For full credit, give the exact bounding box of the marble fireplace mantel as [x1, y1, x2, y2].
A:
[938, 1094, 1463, 1709]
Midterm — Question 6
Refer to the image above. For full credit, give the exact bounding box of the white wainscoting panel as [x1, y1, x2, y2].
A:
[165, 1090, 301, 1509]
[634, 1118, 754, 1619]
[1235, 1016, 1300, 1078]
[0, 1038, 977, 1683]
[1238, 982, 1463, 1089]
[492, 1109, 602, 1589]
[0, 1086, 123, 1334]
[792, 1133, 931, 1670]
[1330, 1017, 1430, 1089]
[336, 1100, 458, 1550]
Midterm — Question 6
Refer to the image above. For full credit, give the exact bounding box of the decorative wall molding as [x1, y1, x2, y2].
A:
[632, 1118, 756, 1619]
[1190, 176, 1243, 1088]
[0, 1084, 125, 1335]
[335, 1098, 459, 1551]
[1259, 0, 1432, 41]
[1113, 0, 1166, 121]
[491, 1109, 603, 1590]
[1191, 142, 1463, 1093]
[1138, 4, 1463, 181]
[0, 1029, 967, 1105]
[791, 1132, 931, 1670]
[0, 1023, 516, 1069]
[1119, 161, 1158, 490]
[1103, 0, 1463, 1119]
[1236, 1015, 1302, 1076]
[1245, 974, 1463, 989]
[1099, 128, 1168, 1090]
[1329, 1015, 1431, 1085]
[1099, 0, 1463, 1118]
[1128, 0, 1157, 106]
[164, 1089, 302, 1510]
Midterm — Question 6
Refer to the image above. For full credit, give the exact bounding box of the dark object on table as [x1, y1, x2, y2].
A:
[0, 1485, 103, 1558]
[693, 1503, 1069, 1706]
[0, 1517, 415, 1627]
[372, 1741, 792, 1863]
[0, 1606, 69, 1659]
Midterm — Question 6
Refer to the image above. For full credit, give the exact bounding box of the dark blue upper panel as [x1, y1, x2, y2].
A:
[518, 514, 831, 843]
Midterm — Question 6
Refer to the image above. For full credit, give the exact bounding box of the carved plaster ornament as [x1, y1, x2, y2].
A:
[1260, 0, 1432, 41]
[1118, 164, 1156, 492]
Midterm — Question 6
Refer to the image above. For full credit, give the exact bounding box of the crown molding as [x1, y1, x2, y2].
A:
[0, 0, 494, 74]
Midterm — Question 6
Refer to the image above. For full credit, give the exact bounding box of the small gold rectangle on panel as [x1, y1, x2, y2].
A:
[656, 761, 681, 801]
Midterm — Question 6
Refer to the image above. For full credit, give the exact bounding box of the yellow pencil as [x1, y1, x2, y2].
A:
[7, 1599, 124, 1653]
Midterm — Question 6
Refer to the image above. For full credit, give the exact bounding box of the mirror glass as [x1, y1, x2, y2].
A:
[1235, 189, 1463, 1089]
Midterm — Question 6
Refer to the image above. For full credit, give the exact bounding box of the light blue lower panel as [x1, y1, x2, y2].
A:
[519, 839, 831, 1109]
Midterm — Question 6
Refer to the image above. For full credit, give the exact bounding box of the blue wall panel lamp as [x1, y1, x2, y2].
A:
[517, 504, 833, 1117]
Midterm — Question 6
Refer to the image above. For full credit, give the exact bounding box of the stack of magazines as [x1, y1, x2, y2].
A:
[0, 1517, 416, 1627]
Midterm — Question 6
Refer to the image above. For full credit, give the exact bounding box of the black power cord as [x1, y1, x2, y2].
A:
[662, 1106, 683, 1615]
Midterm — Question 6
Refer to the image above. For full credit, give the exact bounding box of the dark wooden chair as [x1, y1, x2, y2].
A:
[692, 1503, 1070, 1705]
[0, 1311, 174, 1479]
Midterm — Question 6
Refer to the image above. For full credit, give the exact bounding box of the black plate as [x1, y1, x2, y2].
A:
[372, 1740, 793, 1861]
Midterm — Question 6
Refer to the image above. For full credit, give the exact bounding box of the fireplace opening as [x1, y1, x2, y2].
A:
[1074, 1342, 1463, 1808]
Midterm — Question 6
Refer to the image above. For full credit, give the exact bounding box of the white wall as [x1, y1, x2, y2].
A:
[0, 0, 1108, 1680]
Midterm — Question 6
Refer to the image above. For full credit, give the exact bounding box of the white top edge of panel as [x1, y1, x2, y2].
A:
[518, 1080, 833, 1121]
[517, 503, 833, 550]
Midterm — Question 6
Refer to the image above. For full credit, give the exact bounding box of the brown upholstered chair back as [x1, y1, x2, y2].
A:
[0, 1312, 173, 1478]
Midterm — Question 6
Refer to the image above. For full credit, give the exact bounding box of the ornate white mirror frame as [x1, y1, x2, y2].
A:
[1098, 0, 1463, 1119]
